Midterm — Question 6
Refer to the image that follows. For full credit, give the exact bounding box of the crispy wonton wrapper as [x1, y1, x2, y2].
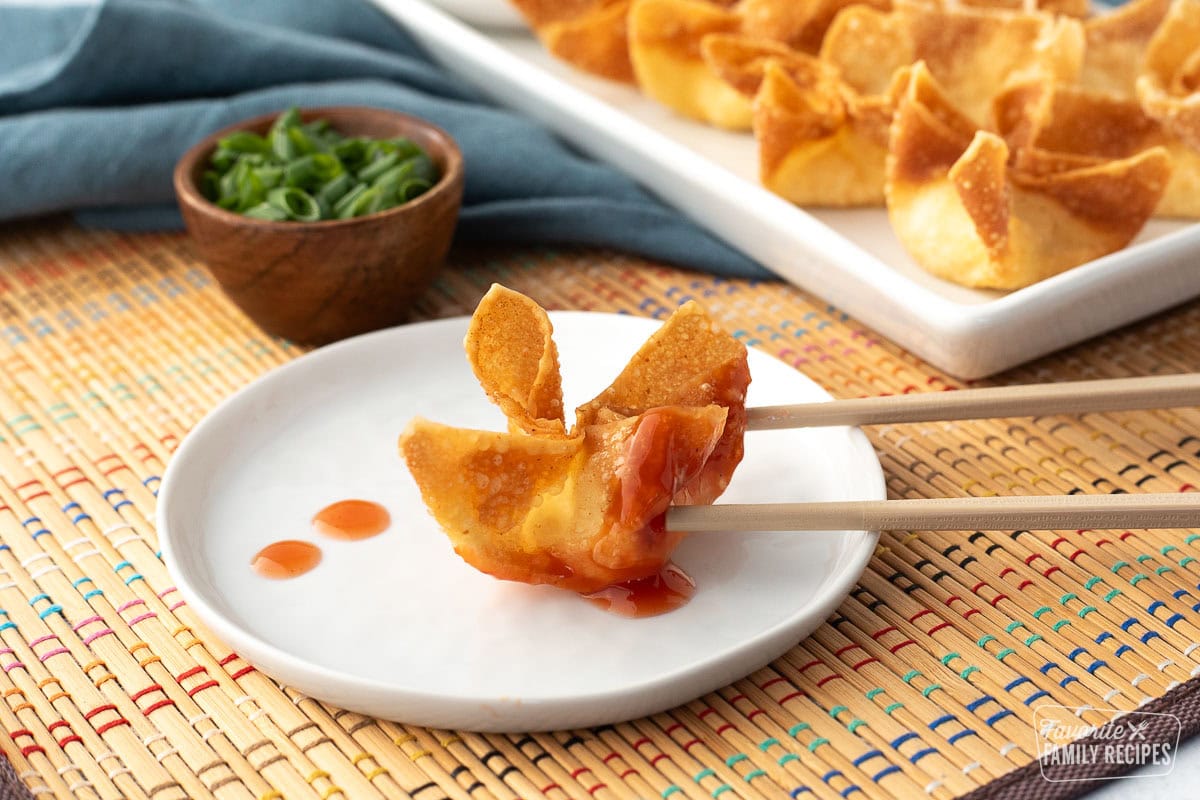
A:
[628, 0, 753, 128]
[400, 285, 750, 593]
[1137, 0, 1200, 151]
[464, 284, 566, 435]
[576, 298, 750, 506]
[996, 80, 1200, 218]
[960, 0, 1089, 16]
[703, 34, 897, 205]
[820, 0, 1083, 124]
[736, 0, 891, 54]
[1080, 0, 1170, 96]
[626, 0, 882, 129]
[510, 0, 637, 83]
[886, 65, 1171, 289]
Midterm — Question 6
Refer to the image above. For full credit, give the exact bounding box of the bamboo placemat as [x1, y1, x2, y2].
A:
[0, 218, 1198, 800]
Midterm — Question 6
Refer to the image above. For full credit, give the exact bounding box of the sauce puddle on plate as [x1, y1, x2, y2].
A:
[255, 499, 695, 617]
[252, 500, 392, 580]
[582, 563, 696, 617]
[312, 499, 391, 540]
[251, 540, 322, 579]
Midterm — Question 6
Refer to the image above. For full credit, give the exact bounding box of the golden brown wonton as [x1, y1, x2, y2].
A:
[960, 0, 1089, 16]
[995, 80, 1200, 217]
[464, 283, 566, 435]
[510, 0, 637, 83]
[820, 0, 1083, 124]
[886, 65, 1171, 289]
[628, 0, 753, 128]
[626, 0, 891, 129]
[703, 34, 897, 205]
[1137, 0, 1200, 150]
[1081, 0, 1170, 95]
[400, 285, 750, 593]
[737, 0, 891, 54]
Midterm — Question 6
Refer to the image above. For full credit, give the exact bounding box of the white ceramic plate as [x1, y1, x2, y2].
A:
[422, 0, 524, 29]
[159, 312, 884, 731]
[374, 0, 1200, 379]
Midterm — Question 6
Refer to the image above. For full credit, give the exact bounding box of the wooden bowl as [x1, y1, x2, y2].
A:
[174, 107, 464, 345]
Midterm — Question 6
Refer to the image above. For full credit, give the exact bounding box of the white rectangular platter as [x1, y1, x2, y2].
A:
[375, 0, 1200, 379]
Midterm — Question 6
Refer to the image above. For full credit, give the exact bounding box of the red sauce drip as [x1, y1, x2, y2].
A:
[312, 499, 391, 541]
[582, 563, 696, 617]
[251, 540, 322, 579]
[677, 356, 751, 506]
[618, 410, 679, 530]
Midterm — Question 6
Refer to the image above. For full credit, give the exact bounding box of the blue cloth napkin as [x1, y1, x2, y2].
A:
[0, 0, 768, 278]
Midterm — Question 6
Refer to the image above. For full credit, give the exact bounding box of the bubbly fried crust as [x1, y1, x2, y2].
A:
[511, 0, 637, 82]
[886, 64, 1171, 289]
[465, 284, 565, 435]
[751, 51, 896, 206]
[577, 301, 749, 505]
[820, 0, 1083, 124]
[400, 408, 725, 593]
[1081, 0, 1170, 96]
[960, 0, 1088, 16]
[737, 0, 891, 54]
[1137, 0, 1200, 150]
[402, 289, 749, 591]
[995, 80, 1200, 218]
[628, 0, 752, 128]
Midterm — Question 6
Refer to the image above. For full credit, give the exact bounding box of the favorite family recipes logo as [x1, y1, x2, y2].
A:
[1034, 705, 1181, 782]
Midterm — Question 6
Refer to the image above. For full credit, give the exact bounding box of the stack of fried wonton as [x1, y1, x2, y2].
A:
[509, 0, 1200, 290]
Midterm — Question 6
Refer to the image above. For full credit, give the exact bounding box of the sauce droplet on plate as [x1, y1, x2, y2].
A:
[312, 499, 391, 540]
[582, 563, 696, 617]
[251, 540, 322, 579]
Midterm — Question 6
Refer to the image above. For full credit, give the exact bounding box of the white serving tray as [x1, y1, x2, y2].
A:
[375, 0, 1200, 379]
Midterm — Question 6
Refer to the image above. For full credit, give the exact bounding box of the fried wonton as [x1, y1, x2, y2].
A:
[400, 285, 750, 593]
[628, 0, 753, 128]
[886, 64, 1171, 289]
[1080, 0, 1170, 96]
[736, 0, 891, 55]
[1137, 0, 1200, 151]
[960, 0, 1089, 16]
[703, 34, 896, 204]
[464, 285, 566, 435]
[576, 298, 750, 505]
[820, 0, 1083, 124]
[996, 80, 1200, 217]
[510, 0, 637, 83]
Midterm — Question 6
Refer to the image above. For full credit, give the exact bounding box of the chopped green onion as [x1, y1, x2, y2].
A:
[333, 184, 372, 219]
[243, 202, 290, 221]
[357, 151, 401, 183]
[397, 178, 433, 202]
[236, 167, 266, 212]
[206, 106, 440, 222]
[267, 187, 322, 222]
[405, 153, 438, 184]
[253, 165, 284, 190]
[316, 172, 355, 206]
[389, 137, 423, 159]
[218, 131, 272, 156]
[284, 153, 342, 189]
[332, 138, 369, 168]
[201, 170, 222, 201]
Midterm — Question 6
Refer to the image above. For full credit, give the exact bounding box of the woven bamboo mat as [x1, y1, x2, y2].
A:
[0, 218, 1198, 800]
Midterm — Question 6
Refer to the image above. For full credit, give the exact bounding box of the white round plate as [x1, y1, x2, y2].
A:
[160, 312, 884, 731]
[423, 0, 525, 29]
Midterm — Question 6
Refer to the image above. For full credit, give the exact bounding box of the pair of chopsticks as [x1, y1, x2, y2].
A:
[666, 373, 1200, 532]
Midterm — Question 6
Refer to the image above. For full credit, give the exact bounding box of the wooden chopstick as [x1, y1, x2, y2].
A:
[745, 373, 1200, 431]
[666, 493, 1200, 532]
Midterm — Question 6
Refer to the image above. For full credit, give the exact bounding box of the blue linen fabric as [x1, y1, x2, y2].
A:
[0, 0, 769, 278]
